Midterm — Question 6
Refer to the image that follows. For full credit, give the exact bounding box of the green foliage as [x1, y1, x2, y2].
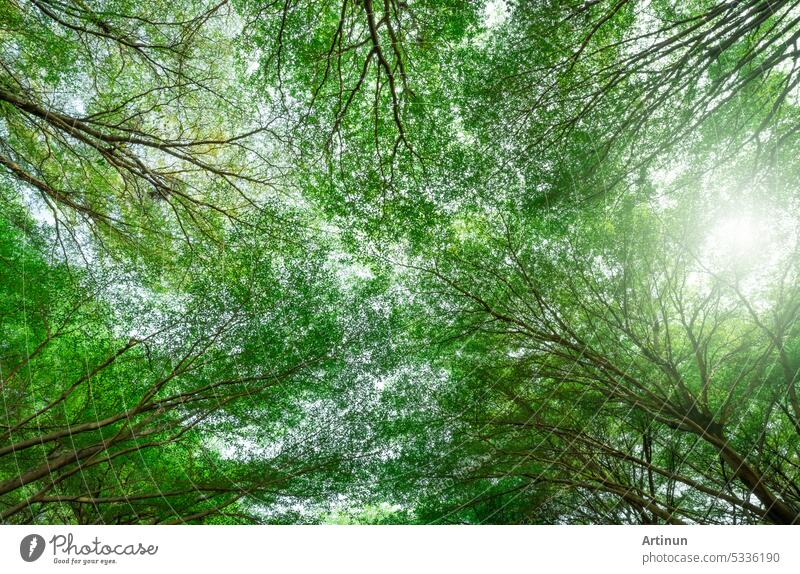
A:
[2, 0, 800, 525]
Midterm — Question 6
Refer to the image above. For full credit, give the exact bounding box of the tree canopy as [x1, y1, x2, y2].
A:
[2, 0, 800, 524]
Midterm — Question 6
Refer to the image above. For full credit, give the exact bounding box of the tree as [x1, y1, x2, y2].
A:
[3, 0, 800, 525]
[385, 197, 800, 524]
[0, 201, 380, 523]
[0, 0, 284, 256]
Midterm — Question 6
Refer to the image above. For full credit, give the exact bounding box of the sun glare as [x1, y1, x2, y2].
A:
[698, 208, 797, 301]
[706, 215, 762, 259]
